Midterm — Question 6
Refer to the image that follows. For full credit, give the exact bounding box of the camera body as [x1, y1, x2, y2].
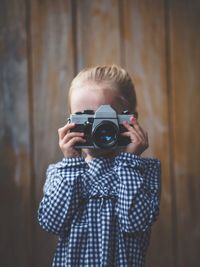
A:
[68, 105, 133, 149]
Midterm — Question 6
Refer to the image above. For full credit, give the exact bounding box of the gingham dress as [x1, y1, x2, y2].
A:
[38, 152, 161, 267]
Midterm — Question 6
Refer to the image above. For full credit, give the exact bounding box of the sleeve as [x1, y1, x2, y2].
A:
[114, 152, 161, 233]
[37, 157, 88, 236]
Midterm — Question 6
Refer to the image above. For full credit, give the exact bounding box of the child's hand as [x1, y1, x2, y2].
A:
[58, 123, 86, 158]
[121, 117, 149, 156]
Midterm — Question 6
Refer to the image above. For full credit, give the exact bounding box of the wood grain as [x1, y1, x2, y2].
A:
[169, 0, 200, 266]
[121, 1, 173, 266]
[1, 0, 200, 266]
[30, 0, 75, 266]
[0, 0, 32, 266]
[76, 0, 121, 69]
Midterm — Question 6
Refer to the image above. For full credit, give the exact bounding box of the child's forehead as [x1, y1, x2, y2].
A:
[74, 79, 117, 91]
[70, 83, 123, 113]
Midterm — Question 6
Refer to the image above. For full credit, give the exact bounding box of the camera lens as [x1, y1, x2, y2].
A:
[92, 121, 119, 149]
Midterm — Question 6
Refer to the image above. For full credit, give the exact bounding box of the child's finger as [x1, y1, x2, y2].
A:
[66, 137, 86, 148]
[131, 119, 146, 137]
[121, 130, 148, 150]
[123, 121, 143, 142]
[58, 123, 75, 140]
[129, 118, 146, 141]
[61, 132, 84, 145]
[121, 128, 142, 144]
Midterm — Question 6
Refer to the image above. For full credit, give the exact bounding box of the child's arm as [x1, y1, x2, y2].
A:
[38, 122, 87, 235]
[38, 157, 88, 236]
[114, 152, 161, 233]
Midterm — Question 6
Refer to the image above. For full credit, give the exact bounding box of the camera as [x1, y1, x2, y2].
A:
[68, 105, 134, 149]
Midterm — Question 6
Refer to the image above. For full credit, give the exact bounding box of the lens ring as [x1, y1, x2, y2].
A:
[92, 121, 119, 149]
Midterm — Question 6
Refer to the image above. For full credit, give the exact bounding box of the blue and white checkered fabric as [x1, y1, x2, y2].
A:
[38, 152, 161, 267]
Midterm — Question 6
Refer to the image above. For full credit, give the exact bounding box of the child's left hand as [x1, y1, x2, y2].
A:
[121, 117, 149, 156]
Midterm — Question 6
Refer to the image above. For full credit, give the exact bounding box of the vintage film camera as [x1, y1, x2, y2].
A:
[68, 105, 134, 149]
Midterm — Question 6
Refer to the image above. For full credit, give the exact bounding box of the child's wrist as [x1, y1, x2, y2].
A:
[60, 156, 86, 168]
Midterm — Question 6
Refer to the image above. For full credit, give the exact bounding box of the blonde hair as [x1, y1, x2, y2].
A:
[68, 64, 137, 112]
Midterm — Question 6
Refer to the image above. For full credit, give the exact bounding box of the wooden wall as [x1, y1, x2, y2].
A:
[0, 0, 199, 266]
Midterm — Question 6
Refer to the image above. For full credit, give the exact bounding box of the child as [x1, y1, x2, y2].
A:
[38, 65, 161, 267]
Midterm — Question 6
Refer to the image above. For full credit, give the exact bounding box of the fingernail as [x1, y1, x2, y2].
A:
[131, 116, 136, 123]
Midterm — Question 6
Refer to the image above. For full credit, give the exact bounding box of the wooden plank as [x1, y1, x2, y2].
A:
[30, 0, 75, 266]
[0, 0, 32, 266]
[169, 0, 200, 266]
[76, 0, 121, 69]
[121, 1, 173, 266]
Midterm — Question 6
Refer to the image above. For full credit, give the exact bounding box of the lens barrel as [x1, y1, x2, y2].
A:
[92, 121, 119, 149]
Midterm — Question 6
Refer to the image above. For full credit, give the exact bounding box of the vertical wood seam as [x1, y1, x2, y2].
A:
[71, 0, 78, 76]
[118, 0, 126, 67]
[25, 0, 36, 266]
[164, 0, 178, 266]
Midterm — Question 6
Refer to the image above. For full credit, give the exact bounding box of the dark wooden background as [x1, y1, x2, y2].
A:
[0, 0, 200, 266]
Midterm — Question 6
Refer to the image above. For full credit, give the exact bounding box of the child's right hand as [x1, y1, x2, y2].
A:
[58, 123, 86, 158]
